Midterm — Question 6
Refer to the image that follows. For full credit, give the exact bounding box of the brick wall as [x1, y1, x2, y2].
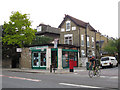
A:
[20, 48, 32, 69]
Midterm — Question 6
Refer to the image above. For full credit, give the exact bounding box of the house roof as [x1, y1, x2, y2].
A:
[36, 24, 60, 35]
[58, 14, 96, 32]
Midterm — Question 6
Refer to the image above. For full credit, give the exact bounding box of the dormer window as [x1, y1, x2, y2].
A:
[66, 21, 71, 31]
[37, 26, 42, 32]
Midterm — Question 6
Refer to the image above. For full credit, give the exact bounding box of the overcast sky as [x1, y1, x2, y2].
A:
[0, 0, 119, 38]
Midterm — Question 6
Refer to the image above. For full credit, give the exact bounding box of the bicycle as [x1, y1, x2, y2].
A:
[88, 65, 101, 78]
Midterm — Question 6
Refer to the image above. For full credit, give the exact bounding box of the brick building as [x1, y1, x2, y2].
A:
[58, 15, 97, 66]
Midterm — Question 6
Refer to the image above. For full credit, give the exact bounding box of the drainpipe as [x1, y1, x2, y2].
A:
[99, 34, 101, 59]
[79, 28, 81, 57]
[95, 31, 97, 59]
[85, 23, 89, 57]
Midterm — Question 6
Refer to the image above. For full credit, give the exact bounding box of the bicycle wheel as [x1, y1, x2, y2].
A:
[89, 70, 94, 78]
[96, 68, 101, 77]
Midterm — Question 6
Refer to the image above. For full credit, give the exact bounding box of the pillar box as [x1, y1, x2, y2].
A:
[69, 59, 74, 72]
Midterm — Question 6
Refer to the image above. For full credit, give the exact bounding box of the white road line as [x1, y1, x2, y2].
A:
[59, 83, 102, 88]
[75, 70, 86, 72]
[100, 76, 118, 79]
[8, 76, 41, 82]
[74, 73, 78, 74]
[0, 74, 41, 82]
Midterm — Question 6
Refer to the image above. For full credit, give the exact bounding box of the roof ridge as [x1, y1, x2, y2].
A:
[66, 14, 88, 24]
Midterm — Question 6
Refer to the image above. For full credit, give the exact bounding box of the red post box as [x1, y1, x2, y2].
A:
[74, 61, 77, 67]
[69, 59, 74, 72]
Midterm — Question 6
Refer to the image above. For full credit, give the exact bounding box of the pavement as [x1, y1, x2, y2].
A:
[2, 67, 87, 74]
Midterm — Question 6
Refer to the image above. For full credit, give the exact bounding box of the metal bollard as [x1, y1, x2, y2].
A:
[50, 65, 52, 73]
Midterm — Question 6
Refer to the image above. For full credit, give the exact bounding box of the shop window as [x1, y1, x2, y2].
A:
[69, 52, 74, 60]
[41, 52, 46, 66]
[62, 51, 69, 68]
[33, 52, 39, 66]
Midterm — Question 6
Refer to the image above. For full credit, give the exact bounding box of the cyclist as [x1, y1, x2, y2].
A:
[89, 56, 96, 72]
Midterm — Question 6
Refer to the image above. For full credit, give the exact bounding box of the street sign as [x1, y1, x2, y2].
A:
[16, 48, 22, 52]
[54, 38, 58, 48]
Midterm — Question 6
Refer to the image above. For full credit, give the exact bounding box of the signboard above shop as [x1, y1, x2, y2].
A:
[29, 46, 48, 50]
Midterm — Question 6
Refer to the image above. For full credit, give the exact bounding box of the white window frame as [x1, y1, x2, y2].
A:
[81, 35, 84, 46]
[87, 36, 90, 47]
[92, 51, 95, 56]
[66, 21, 71, 31]
[81, 50, 85, 57]
[92, 37, 94, 48]
[61, 28, 65, 32]
[37, 26, 42, 32]
[72, 26, 76, 30]
[64, 34, 73, 45]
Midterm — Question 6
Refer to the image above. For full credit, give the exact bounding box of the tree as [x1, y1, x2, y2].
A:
[103, 39, 118, 55]
[31, 36, 53, 45]
[2, 11, 36, 68]
[2, 11, 36, 47]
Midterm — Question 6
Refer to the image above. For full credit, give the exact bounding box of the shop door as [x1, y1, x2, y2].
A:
[51, 51, 58, 68]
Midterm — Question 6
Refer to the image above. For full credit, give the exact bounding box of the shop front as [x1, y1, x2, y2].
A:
[30, 46, 47, 69]
[20, 44, 79, 69]
[62, 49, 78, 68]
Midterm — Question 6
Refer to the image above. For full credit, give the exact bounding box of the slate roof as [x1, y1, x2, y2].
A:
[58, 14, 96, 32]
[36, 24, 60, 35]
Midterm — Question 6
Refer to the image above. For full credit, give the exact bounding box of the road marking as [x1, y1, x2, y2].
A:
[0, 74, 41, 82]
[59, 83, 102, 88]
[100, 76, 118, 79]
[74, 73, 78, 74]
[0, 75, 4, 77]
[75, 70, 86, 72]
[8, 76, 41, 82]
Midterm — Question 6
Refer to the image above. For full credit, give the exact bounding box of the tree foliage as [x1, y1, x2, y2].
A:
[103, 39, 118, 55]
[2, 11, 36, 47]
[31, 36, 53, 45]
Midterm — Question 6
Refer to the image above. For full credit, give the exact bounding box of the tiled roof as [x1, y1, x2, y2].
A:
[58, 14, 96, 32]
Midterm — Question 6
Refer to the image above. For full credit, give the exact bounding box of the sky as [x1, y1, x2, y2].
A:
[0, 0, 119, 38]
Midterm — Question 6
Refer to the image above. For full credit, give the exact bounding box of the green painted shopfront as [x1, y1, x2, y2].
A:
[20, 44, 79, 69]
